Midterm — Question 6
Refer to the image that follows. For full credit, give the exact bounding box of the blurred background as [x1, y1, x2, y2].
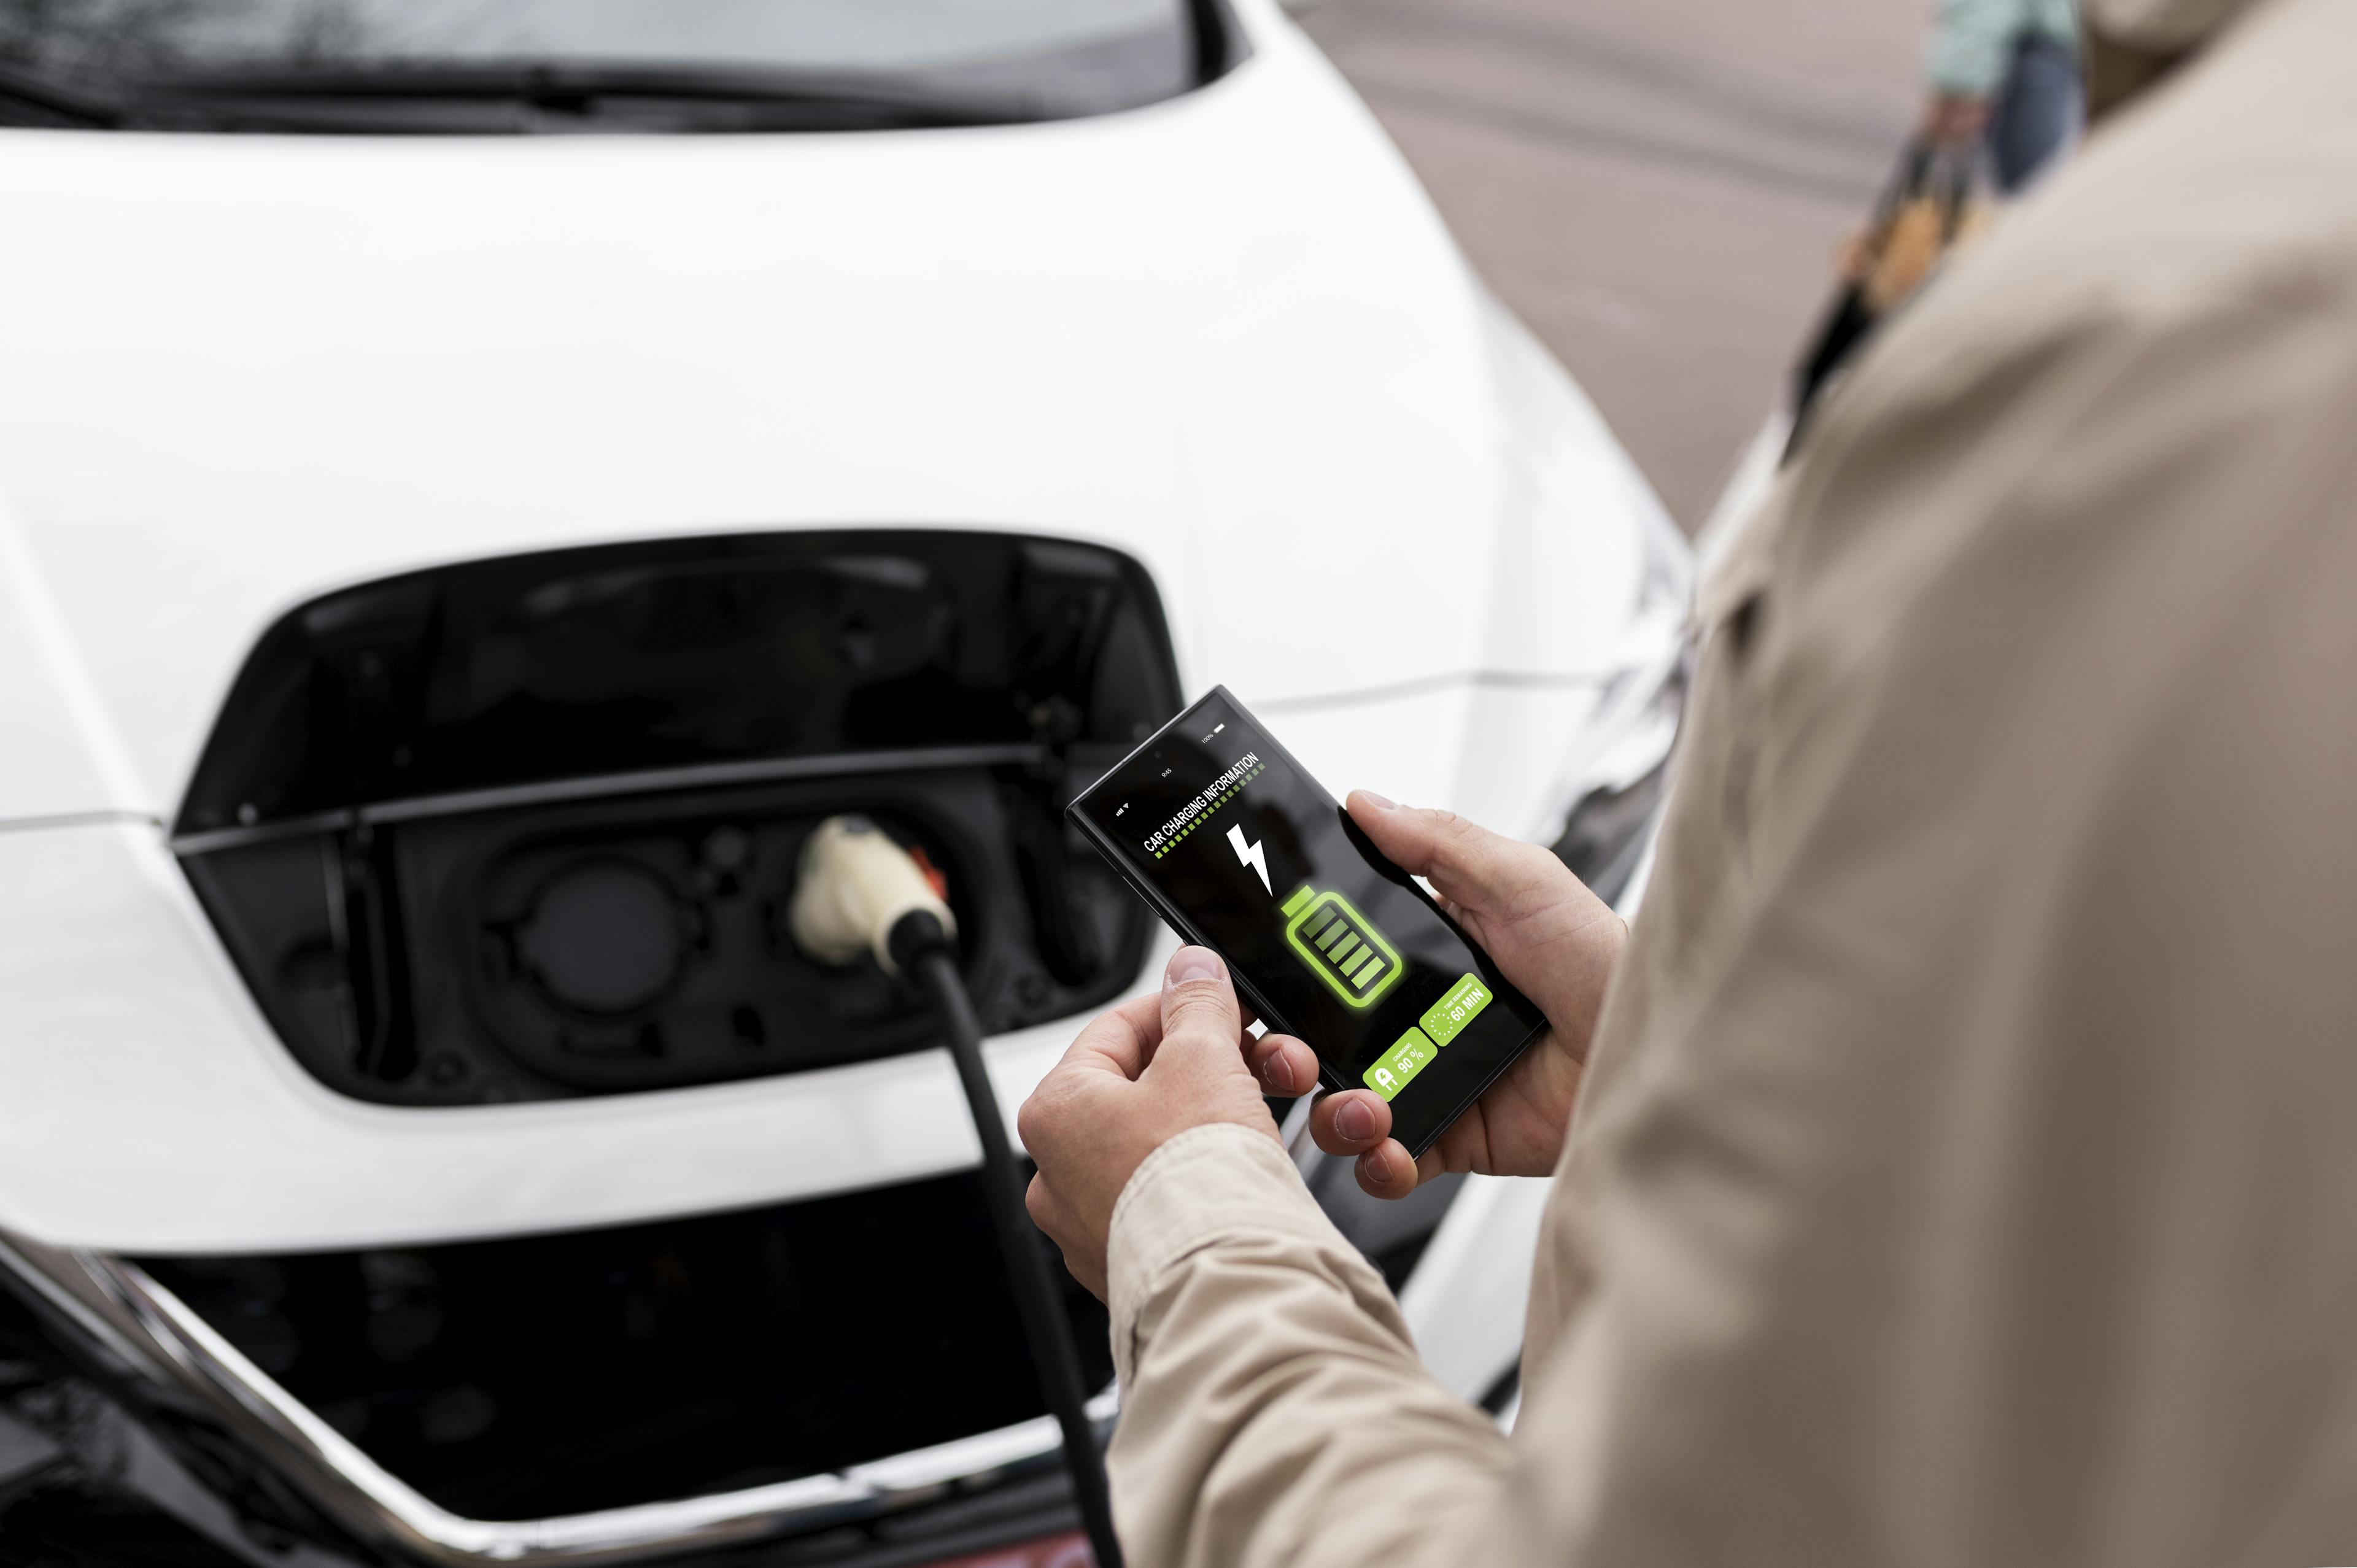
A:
[1293, 0, 1919, 528]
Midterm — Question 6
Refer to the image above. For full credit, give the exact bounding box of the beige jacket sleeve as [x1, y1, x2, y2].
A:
[1104, 4, 2357, 1566]
[1105, 1126, 1522, 1568]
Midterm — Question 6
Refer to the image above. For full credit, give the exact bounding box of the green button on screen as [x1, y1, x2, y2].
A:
[1420, 973, 1493, 1048]
[1363, 1025, 1438, 1101]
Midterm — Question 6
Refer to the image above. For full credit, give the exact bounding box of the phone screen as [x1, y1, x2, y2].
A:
[1066, 687, 1547, 1157]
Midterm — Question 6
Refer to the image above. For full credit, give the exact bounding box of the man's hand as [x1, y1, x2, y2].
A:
[1309, 792, 1625, 1199]
[1021, 795, 1626, 1288]
[1020, 946, 1321, 1299]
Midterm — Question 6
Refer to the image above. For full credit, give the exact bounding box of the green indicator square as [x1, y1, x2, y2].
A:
[1363, 1026, 1438, 1101]
[1420, 973, 1493, 1048]
[1420, 972, 1493, 1048]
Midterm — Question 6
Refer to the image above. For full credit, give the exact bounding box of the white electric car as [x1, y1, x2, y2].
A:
[0, 2, 1689, 1562]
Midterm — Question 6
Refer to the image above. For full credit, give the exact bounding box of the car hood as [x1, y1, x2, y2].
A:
[0, 13, 1661, 832]
[0, 9, 1676, 1253]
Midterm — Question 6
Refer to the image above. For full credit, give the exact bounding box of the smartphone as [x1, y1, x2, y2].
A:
[1066, 686, 1548, 1159]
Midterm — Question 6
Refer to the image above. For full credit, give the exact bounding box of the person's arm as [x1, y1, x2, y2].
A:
[1020, 816, 1622, 1568]
[1104, 1091, 1525, 1568]
[1022, 955, 1528, 1568]
[1930, 0, 2018, 95]
[1029, 205, 2357, 1564]
[1926, 0, 2018, 135]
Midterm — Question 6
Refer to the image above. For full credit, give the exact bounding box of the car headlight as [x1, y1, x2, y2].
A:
[1542, 501, 1692, 906]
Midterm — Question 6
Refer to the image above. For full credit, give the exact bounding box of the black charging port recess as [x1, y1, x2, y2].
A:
[172, 531, 1180, 1106]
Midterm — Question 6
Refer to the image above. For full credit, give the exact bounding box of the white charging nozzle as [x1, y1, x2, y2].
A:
[789, 815, 955, 975]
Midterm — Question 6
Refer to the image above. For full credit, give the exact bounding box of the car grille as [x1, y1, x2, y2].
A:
[137, 1172, 1111, 1523]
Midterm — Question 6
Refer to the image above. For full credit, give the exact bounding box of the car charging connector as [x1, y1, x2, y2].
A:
[790, 816, 1124, 1568]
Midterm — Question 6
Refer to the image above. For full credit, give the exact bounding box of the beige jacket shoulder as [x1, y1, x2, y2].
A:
[1103, 3, 2357, 1564]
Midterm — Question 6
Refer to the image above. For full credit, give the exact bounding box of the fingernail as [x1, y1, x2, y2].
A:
[1166, 946, 1223, 988]
[1335, 1099, 1375, 1141]
[1355, 790, 1396, 811]
[1260, 1057, 1293, 1093]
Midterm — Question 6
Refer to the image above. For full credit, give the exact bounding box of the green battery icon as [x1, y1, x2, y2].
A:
[1280, 885, 1404, 1009]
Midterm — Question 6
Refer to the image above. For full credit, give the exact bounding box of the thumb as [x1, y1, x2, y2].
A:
[1345, 791, 1557, 917]
[1149, 946, 1246, 1081]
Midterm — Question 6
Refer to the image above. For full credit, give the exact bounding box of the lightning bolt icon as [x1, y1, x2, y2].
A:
[1227, 824, 1271, 896]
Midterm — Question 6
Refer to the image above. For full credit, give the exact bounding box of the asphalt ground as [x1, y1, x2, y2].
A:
[1292, 0, 1924, 530]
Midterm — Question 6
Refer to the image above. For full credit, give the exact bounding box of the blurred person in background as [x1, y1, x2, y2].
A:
[1794, 0, 2085, 433]
[1925, 0, 2084, 190]
[1021, 0, 2357, 1564]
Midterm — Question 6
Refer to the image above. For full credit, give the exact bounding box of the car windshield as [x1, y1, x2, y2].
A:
[0, 0, 1206, 129]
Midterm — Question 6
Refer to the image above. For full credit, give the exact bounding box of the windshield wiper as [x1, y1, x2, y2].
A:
[121, 62, 1042, 134]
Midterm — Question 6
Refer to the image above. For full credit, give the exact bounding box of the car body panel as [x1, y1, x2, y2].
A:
[0, 0, 1679, 1261]
[0, 4, 1657, 834]
[0, 819, 1126, 1252]
[0, 523, 126, 821]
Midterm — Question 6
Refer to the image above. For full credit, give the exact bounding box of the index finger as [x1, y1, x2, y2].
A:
[1345, 794, 1560, 917]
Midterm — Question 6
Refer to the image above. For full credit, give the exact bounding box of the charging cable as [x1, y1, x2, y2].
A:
[791, 817, 1124, 1568]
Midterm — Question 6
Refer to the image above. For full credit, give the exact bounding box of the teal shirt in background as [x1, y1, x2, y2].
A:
[1927, 0, 2079, 96]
